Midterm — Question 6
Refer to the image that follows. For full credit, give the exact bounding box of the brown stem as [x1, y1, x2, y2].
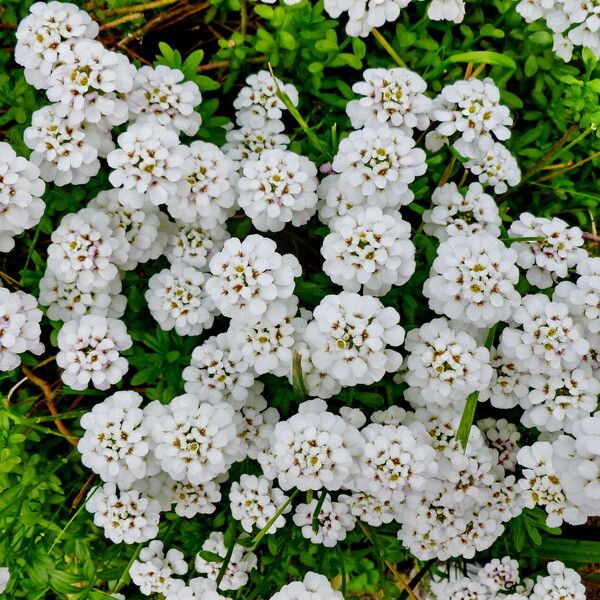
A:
[71, 473, 97, 512]
[534, 150, 600, 183]
[583, 231, 600, 244]
[99, 13, 144, 31]
[197, 55, 267, 72]
[105, 0, 180, 15]
[21, 365, 78, 448]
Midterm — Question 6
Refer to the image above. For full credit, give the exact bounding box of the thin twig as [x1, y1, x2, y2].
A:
[99, 13, 144, 31]
[534, 150, 600, 183]
[71, 473, 96, 511]
[371, 28, 407, 67]
[105, 0, 180, 16]
[21, 365, 78, 447]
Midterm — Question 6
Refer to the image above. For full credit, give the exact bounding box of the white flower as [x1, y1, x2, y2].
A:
[15, 1, 99, 89]
[430, 576, 490, 599]
[323, 0, 411, 37]
[529, 561, 587, 600]
[24, 104, 107, 186]
[293, 496, 356, 547]
[332, 127, 427, 209]
[78, 391, 156, 486]
[289, 337, 343, 400]
[269, 572, 344, 600]
[258, 399, 364, 491]
[39, 270, 126, 322]
[228, 297, 304, 377]
[146, 395, 240, 484]
[0, 141, 45, 252]
[46, 39, 133, 125]
[57, 315, 132, 391]
[0, 568, 9, 594]
[499, 294, 590, 375]
[338, 490, 401, 526]
[371, 404, 407, 426]
[423, 233, 521, 328]
[230, 474, 291, 533]
[235, 384, 279, 460]
[305, 292, 405, 386]
[552, 414, 600, 519]
[519, 366, 600, 432]
[165, 220, 229, 269]
[322, 206, 416, 295]
[127, 65, 202, 135]
[466, 142, 521, 194]
[347, 67, 432, 132]
[233, 70, 298, 128]
[553, 33, 574, 61]
[478, 556, 520, 592]
[0, 287, 44, 371]
[238, 149, 318, 232]
[89, 189, 168, 271]
[477, 417, 520, 471]
[206, 235, 301, 323]
[352, 422, 437, 501]
[555, 256, 600, 335]
[509, 212, 586, 288]
[479, 348, 529, 409]
[183, 332, 254, 407]
[145, 263, 215, 336]
[166, 577, 229, 600]
[317, 174, 366, 224]
[194, 532, 257, 591]
[404, 317, 492, 409]
[430, 78, 512, 158]
[169, 141, 237, 226]
[46, 208, 123, 292]
[107, 122, 192, 209]
[423, 182, 501, 241]
[426, 0, 466, 21]
[167, 477, 221, 518]
[223, 121, 290, 164]
[86, 482, 161, 544]
[516, 441, 586, 527]
[130, 540, 188, 596]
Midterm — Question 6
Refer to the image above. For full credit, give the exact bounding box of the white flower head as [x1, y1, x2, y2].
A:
[24, 104, 108, 186]
[317, 173, 366, 224]
[89, 189, 168, 271]
[223, 121, 290, 165]
[15, 1, 99, 89]
[305, 292, 405, 386]
[145, 263, 215, 336]
[404, 317, 492, 409]
[293, 497, 356, 547]
[347, 67, 432, 132]
[39, 270, 126, 322]
[57, 315, 131, 391]
[194, 532, 257, 591]
[466, 142, 521, 194]
[78, 391, 157, 486]
[322, 206, 416, 295]
[129, 540, 188, 596]
[509, 212, 586, 289]
[233, 70, 298, 128]
[0, 288, 44, 371]
[323, 0, 411, 37]
[258, 398, 364, 491]
[0, 142, 45, 253]
[86, 482, 161, 544]
[230, 474, 291, 533]
[269, 572, 344, 599]
[165, 220, 229, 269]
[529, 561, 587, 600]
[332, 127, 427, 209]
[423, 233, 521, 328]
[206, 235, 301, 323]
[430, 78, 513, 158]
[128, 64, 202, 135]
[237, 148, 318, 232]
[423, 182, 501, 241]
[107, 122, 192, 209]
[46, 39, 134, 125]
[146, 395, 240, 485]
[169, 141, 237, 226]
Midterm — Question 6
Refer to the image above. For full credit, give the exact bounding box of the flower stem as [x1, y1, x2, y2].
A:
[216, 531, 239, 588]
[371, 28, 407, 68]
[312, 490, 328, 533]
[251, 489, 298, 547]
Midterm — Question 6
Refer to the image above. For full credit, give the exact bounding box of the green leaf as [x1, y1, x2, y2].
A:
[537, 539, 600, 563]
[447, 51, 517, 70]
[292, 352, 308, 401]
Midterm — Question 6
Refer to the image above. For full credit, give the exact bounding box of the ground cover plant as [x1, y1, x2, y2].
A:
[0, 0, 599, 598]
